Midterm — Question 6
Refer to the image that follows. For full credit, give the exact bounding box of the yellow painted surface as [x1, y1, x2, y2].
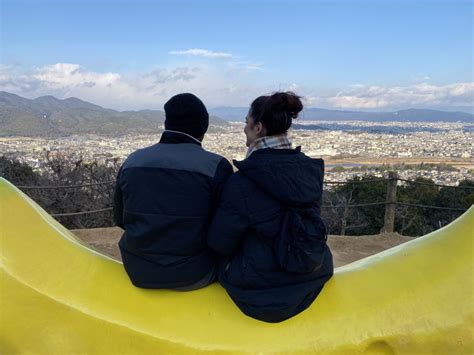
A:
[0, 177, 473, 354]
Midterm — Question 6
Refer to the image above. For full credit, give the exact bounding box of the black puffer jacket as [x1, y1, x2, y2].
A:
[114, 131, 232, 289]
[207, 147, 333, 322]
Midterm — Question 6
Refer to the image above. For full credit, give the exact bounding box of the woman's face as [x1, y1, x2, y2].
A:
[244, 113, 264, 147]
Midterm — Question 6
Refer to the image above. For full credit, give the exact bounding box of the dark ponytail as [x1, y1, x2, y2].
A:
[249, 91, 303, 136]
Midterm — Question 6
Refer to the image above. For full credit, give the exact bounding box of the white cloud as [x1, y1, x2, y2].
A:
[305, 82, 474, 109]
[244, 64, 264, 71]
[0, 63, 472, 110]
[169, 48, 233, 59]
[412, 73, 432, 82]
[287, 83, 299, 92]
[30, 63, 121, 92]
[229, 61, 264, 71]
[0, 62, 263, 109]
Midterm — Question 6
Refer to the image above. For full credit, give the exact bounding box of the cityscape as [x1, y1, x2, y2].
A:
[3, 120, 472, 186]
[1, 0, 473, 350]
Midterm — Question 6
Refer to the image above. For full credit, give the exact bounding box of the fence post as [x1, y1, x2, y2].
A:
[381, 171, 398, 233]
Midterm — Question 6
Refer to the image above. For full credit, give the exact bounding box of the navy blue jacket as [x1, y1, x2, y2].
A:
[207, 147, 333, 322]
[114, 131, 233, 289]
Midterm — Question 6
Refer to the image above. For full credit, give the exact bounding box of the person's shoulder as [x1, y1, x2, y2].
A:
[297, 150, 324, 168]
[200, 148, 229, 163]
[199, 149, 234, 174]
[130, 144, 156, 157]
[121, 144, 159, 168]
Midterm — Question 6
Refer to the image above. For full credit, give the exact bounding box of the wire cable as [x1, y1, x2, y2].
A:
[396, 202, 469, 212]
[321, 201, 387, 208]
[325, 178, 386, 185]
[17, 181, 115, 189]
[397, 178, 474, 190]
[51, 207, 113, 217]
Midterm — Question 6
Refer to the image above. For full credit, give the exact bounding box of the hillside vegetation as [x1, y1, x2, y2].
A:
[0, 91, 228, 136]
[1, 154, 471, 236]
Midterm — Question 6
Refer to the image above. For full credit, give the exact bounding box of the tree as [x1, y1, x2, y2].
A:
[330, 175, 386, 235]
[396, 177, 438, 236]
[0, 156, 40, 185]
[0, 154, 120, 229]
[431, 179, 474, 229]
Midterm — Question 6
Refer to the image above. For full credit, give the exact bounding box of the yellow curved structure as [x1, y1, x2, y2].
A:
[0, 177, 473, 354]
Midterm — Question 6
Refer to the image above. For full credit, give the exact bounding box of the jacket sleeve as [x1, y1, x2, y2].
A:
[207, 175, 249, 256]
[113, 167, 124, 229]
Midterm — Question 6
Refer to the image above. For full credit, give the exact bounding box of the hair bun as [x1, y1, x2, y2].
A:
[249, 91, 303, 135]
[270, 91, 303, 119]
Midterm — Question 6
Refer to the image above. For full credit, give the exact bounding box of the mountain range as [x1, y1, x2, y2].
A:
[0, 91, 228, 137]
[209, 106, 473, 123]
[0, 91, 472, 137]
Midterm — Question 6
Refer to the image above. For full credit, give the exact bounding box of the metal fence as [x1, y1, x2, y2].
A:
[16, 173, 473, 233]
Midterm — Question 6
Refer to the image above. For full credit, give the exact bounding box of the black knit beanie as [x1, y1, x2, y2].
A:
[164, 93, 209, 138]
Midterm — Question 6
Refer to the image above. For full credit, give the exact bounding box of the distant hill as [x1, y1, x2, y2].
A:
[209, 106, 474, 122]
[0, 91, 228, 137]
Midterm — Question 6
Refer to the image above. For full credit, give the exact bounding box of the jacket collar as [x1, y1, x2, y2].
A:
[234, 146, 302, 169]
[159, 130, 202, 146]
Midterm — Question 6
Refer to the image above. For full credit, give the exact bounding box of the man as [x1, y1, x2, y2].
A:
[113, 93, 233, 290]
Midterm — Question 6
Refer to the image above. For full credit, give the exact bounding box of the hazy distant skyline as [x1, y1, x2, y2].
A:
[1, 0, 472, 110]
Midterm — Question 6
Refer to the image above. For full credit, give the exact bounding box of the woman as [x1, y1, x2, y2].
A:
[207, 92, 334, 323]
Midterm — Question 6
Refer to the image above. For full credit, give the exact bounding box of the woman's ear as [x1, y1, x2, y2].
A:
[255, 121, 266, 136]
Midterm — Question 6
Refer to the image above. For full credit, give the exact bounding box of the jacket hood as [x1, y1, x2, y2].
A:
[233, 147, 324, 207]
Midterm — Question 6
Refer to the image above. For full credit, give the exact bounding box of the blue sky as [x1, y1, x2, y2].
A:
[1, 0, 472, 110]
